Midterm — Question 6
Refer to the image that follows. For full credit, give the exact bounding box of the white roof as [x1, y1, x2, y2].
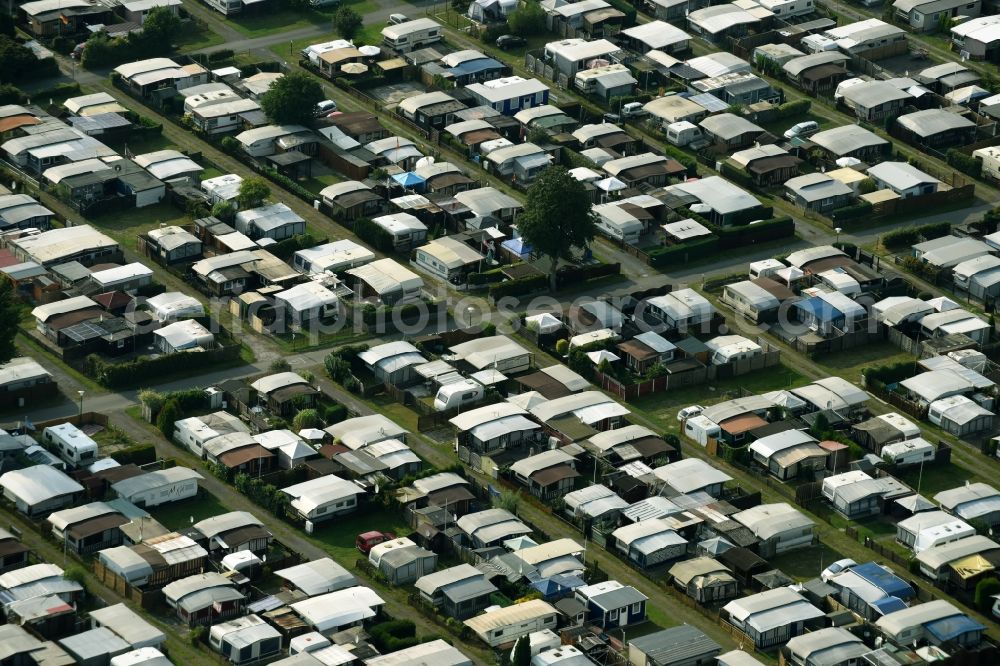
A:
[510, 449, 575, 478]
[450, 402, 528, 432]
[723, 588, 823, 633]
[748, 429, 817, 459]
[90, 262, 153, 288]
[653, 458, 732, 493]
[688, 4, 760, 34]
[251, 372, 308, 395]
[529, 391, 628, 424]
[274, 558, 356, 596]
[111, 467, 203, 499]
[545, 38, 619, 62]
[146, 292, 204, 320]
[450, 335, 529, 370]
[31, 296, 98, 323]
[0, 465, 83, 505]
[876, 599, 968, 638]
[347, 258, 423, 296]
[294, 239, 374, 274]
[733, 503, 814, 540]
[454, 187, 522, 216]
[467, 77, 549, 104]
[274, 282, 338, 313]
[647, 288, 715, 322]
[952, 14, 1000, 43]
[153, 319, 212, 350]
[325, 414, 408, 450]
[364, 640, 472, 666]
[622, 20, 691, 48]
[670, 176, 760, 216]
[284, 475, 364, 516]
[13, 225, 117, 265]
[418, 236, 483, 269]
[291, 586, 385, 632]
[0, 357, 50, 387]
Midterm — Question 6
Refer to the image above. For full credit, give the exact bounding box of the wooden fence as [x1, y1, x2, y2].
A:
[593, 349, 781, 401]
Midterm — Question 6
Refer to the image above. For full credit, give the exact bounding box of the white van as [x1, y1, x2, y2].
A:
[434, 379, 484, 411]
[43, 422, 98, 468]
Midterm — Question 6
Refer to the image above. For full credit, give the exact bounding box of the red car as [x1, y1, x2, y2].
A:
[356, 531, 396, 554]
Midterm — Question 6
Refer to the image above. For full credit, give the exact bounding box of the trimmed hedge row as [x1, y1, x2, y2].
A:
[489, 274, 547, 299]
[85, 344, 241, 389]
[354, 218, 396, 253]
[881, 221, 951, 250]
[947, 149, 982, 178]
[646, 217, 794, 267]
[830, 201, 873, 222]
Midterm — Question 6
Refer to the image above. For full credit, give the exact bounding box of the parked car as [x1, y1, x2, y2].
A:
[783, 120, 819, 139]
[315, 100, 338, 116]
[496, 34, 526, 49]
[387, 13, 408, 24]
[356, 531, 396, 554]
[677, 405, 705, 421]
[821, 558, 857, 582]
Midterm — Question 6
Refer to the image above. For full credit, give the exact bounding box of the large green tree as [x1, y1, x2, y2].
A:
[237, 177, 270, 209]
[507, 1, 546, 36]
[142, 6, 181, 45]
[260, 71, 325, 125]
[511, 636, 531, 666]
[0, 37, 40, 83]
[0, 276, 19, 365]
[518, 166, 597, 291]
[333, 6, 362, 40]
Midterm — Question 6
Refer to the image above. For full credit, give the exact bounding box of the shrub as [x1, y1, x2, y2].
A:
[830, 201, 873, 223]
[115, 444, 156, 466]
[554, 339, 569, 356]
[947, 149, 982, 178]
[353, 218, 395, 253]
[975, 578, 1000, 611]
[269, 358, 292, 373]
[488, 274, 548, 298]
[157, 399, 182, 439]
[881, 222, 951, 250]
[646, 237, 718, 267]
[323, 403, 347, 424]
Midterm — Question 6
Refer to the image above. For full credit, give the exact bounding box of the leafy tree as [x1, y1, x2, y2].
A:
[292, 408, 321, 431]
[260, 71, 324, 125]
[237, 177, 270, 209]
[269, 358, 292, 373]
[554, 338, 569, 356]
[511, 636, 531, 666]
[0, 37, 39, 83]
[859, 177, 877, 194]
[0, 84, 24, 104]
[518, 166, 597, 290]
[143, 6, 181, 44]
[0, 14, 14, 37]
[0, 277, 19, 365]
[494, 488, 521, 514]
[526, 126, 548, 144]
[212, 200, 235, 223]
[156, 399, 182, 439]
[974, 577, 1000, 611]
[507, 2, 546, 36]
[333, 6, 363, 39]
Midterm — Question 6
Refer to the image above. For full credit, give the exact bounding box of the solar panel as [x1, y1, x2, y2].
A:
[62, 321, 106, 343]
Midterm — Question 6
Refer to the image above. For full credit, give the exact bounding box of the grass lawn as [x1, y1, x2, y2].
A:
[768, 542, 845, 581]
[201, 166, 225, 181]
[630, 362, 809, 434]
[93, 202, 190, 251]
[175, 18, 225, 51]
[367, 394, 420, 433]
[106, 132, 176, 156]
[272, 327, 369, 353]
[811, 342, 915, 383]
[895, 461, 978, 496]
[150, 493, 230, 531]
[353, 23, 384, 47]
[309, 504, 411, 563]
[231, 2, 375, 38]
[758, 112, 831, 140]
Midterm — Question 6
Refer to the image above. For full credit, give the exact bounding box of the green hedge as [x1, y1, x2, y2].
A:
[269, 233, 319, 261]
[718, 160, 753, 189]
[881, 221, 951, 250]
[947, 149, 982, 178]
[361, 302, 423, 324]
[660, 144, 698, 178]
[85, 345, 241, 389]
[646, 237, 718, 267]
[354, 218, 396, 253]
[715, 216, 794, 249]
[114, 444, 157, 466]
[555, 262, 620, 287]
[775, 99, 810, 119]
[830, 201, 873, 222]
[489, 274, 548, 298]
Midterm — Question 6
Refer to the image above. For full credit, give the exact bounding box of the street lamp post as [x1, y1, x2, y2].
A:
[77, 390, 85, 418]
[835, 227, 842, 249]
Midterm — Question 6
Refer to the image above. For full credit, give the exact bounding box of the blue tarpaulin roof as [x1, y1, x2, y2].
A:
[795, 295, 843, 323]
[502, 237, 532, 258]
[530, 573, 585, 599]
[852, 562, 914, 600]
[925, 614, 985, 642]
[871, 596, 908, 616]
[392, 172, 425, 188]
[448, 58, 505, 77]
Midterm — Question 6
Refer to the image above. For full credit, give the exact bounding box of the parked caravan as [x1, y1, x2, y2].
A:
[434, 379, 484, 411]
[684, 415, 720, 446]
[43, 422, 98, 468]
[666, 121, 707, 148]
[881, 438, 935, 466]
